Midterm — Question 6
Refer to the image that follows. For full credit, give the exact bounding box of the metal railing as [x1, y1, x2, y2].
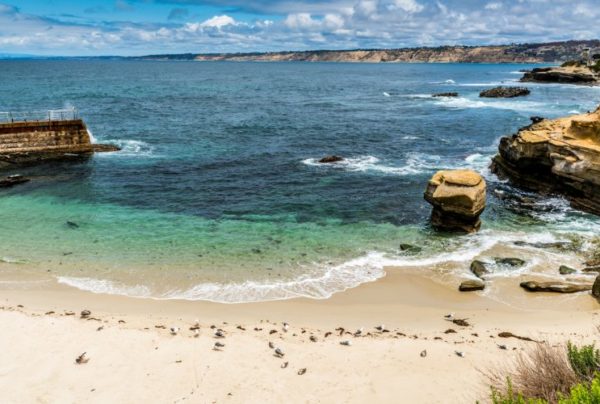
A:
[0, 107, 79, 123]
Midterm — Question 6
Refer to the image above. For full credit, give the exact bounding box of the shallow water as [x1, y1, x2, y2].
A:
[0, 60, 599, 302]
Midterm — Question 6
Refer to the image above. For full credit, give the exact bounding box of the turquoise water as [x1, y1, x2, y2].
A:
[0, 61, 599, 302]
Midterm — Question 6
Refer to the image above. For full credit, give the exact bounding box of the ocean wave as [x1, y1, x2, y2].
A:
[57, 253, 386, 303]
[433, 96, 545, 112]
[302, 154, 441, 176]
[97, 139, 156, 157]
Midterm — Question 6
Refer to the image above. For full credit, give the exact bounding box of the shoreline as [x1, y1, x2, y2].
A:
[1, 267, 599, 403]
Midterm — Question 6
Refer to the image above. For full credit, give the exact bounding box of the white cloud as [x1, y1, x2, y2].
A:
[485, 2, 503, 10]
[199, 15, 237, 29]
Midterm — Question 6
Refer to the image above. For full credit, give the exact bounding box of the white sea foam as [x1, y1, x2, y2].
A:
[86, 129, 98, 143]
[433, 96, 545, 112]
[0, 256, 26, 264]
[57, 277, 153, 297]
[98, 139, 156, 157]
[383, 92, 391, 97]
[445, 79, 455, 84]
[402, 135, 419, 140]
[302, 154, 441, 176]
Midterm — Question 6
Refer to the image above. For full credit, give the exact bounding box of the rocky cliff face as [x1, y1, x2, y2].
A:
[0, 119, 119, 167]
[491, 107, 600, 215]
[521, 65, 599, 84]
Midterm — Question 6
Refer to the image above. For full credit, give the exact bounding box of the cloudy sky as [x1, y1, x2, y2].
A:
[0, 0, 598, 56]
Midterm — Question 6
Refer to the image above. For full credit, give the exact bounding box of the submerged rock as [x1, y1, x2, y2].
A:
[424, 169, 486, 233]
[559, 265, 577, 275]
[318, 155, 344, 163]
[520, 280, 592, 293]
[470, 260, 489, 279]
[432, 92, 458, 97]
[494, 257, 526, 267]
[513, 241, 573, 250]
[399, 243, 422, 253]
[0, 174, 30, 188]
[459, 279, 485, 292]
[491, 106, 600, 216]
[479, 86, 530, 98]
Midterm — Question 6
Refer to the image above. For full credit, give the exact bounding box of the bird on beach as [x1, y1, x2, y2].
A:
[281, 362, 289, 369]
[170, 327, 180, 335]
[282, 322, 289, 332]
[75, 352, 89, 364]
[309, 335, 318, 342]
[354, 327, 364, 337]
[444, 313, 455, 320]
[497, 344, 507, 350]
[340, 340, 352, 346]
[194, 329, 200, 338]
[455, 351, 465, 358]
[213, 342, 225, 351]
[268, 341, 275, 349]
[420, 350, 427, 357]
[275, 348, 285, 358]
[297, 368, 307, 375]
[375, 324, 386, 332]
[214, 329, 225, 338]
[80, 310, 91, 319]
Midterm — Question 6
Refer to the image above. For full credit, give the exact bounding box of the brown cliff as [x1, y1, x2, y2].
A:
[491, 107, 600, 215]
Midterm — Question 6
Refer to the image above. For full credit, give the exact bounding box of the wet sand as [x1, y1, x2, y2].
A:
[1, 267, 599, 403]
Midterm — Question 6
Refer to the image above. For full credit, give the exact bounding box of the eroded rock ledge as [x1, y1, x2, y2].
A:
[491, 106, 600, 215]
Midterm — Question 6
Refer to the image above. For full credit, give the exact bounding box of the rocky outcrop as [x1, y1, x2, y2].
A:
[0, 119, 119, 167]
[459, 279, 485, 292]
[0, 174, 29, 188]
[318, 155, 344, 163]
[491, 107, 600, 215]
[432, 92, 458, 97]
[520, 280, 592, 293]
[521, 66, 599, 85]
[470, 260, 489, 279]
[424, 169, 486, 233]
[479, 87, 530, 98]
[593, 274, 600, 299]
[559, 265, 577, 275]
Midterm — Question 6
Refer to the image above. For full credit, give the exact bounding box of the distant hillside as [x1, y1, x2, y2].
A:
[137, 40, 600, 63]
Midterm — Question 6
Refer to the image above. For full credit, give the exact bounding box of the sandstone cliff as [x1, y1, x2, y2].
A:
[491, 107, 600, 215]
[136, 40, 600, 63]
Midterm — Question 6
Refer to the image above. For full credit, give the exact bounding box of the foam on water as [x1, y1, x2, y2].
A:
[433, 96, 546, 112]
[57, 277, 153, 298]
[98, 139, 156, 157]
[302, 154, 441, 176]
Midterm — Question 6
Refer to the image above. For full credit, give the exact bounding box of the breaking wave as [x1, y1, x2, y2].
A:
[98, 139, 156, 157]
[302, 154, 441, 176]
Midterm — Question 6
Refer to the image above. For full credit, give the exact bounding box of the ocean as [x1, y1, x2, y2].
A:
[0, 60, 599, 302]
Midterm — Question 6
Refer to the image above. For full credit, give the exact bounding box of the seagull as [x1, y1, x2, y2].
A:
[297, 368, 307, 375]
[375, 324, 386, 332]
[194, 319, 200, 327]
[214, 329, 225, 338]
[420, 350, 427, 357]
[75, 352, 89, 364]
[275, 348, 285, 357]
[213, 342, 225, 350]
[269, 341, 275, 349]
[194, 329, 200, 338]
[455, 351, 465, 358]
[80, 310, 91, 319]
[170, 327, 180, 335]
[444, 313, 455, 320]
[340, 340, 352, 346]
[281, 361, 289, 369]
[309, 335, 318, 342]
[497, 344, 507, 350]
[354, 327, 364, 337]
[282, 322, 289, 332]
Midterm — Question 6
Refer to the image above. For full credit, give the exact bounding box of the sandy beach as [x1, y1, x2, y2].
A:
[1, 267, 599, 404]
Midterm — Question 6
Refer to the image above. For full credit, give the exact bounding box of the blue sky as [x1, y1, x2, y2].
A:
[0, 0, 598, 56]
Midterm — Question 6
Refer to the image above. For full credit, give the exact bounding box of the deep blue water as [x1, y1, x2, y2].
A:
[0, 60, 599, 302]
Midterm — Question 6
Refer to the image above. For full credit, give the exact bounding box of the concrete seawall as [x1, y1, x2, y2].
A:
[0, 119, 119, 167]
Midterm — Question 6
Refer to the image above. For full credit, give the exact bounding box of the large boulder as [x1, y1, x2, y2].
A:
[318, 155, 344, 163]
[520, 281, 592, 293]
[491, 106, 600, 216]
[480, 86, 530, 98]
[424, 169, 486, 233]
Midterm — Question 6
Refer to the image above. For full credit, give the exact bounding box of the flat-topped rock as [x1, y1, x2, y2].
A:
[480, 86, 530, 98]
[459, 279, 485, 292]
[491, 105, 600, 215]
[520, 280, 592, 293]
[520, 64, 599, 85]
[424, 169, 486, 233]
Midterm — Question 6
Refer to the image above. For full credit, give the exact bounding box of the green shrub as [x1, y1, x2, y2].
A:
[558, 375, 600, 403]
[567, 342, 600, 381]
[491, 378, 548, 404]
[591, 61, 600, 73]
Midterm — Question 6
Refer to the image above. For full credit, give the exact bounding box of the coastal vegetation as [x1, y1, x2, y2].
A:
[488, 341, 600, 403]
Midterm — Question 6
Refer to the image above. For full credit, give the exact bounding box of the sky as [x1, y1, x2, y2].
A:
[0, 0, 598, 56]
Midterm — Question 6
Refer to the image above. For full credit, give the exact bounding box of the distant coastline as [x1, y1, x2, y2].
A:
[131, 39, 600, 64]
